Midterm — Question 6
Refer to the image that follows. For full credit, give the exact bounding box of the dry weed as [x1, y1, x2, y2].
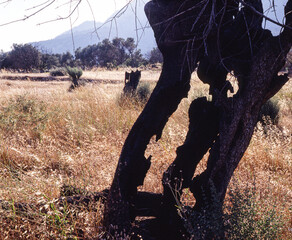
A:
[0, 71, 290, 239]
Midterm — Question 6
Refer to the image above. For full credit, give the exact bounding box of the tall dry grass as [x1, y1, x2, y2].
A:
[0, 70, 291, 239]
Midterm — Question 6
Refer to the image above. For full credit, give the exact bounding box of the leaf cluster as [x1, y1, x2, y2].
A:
[75, 37, 146, 68]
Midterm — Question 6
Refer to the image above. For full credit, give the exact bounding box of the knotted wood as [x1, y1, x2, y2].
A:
[103, 1, 292, 238]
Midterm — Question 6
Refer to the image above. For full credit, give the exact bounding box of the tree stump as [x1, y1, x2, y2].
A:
[123, 70, 141, 96]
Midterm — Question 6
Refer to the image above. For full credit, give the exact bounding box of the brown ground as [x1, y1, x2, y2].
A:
[0, 69, 291, 239]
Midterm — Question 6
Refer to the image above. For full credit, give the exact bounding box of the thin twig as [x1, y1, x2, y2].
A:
[0, 0, 56, 27]
[0, 0, 11, 6]
[86, 0, 100, 40]
[239, 0, 292, 30]
[37, 0, 82, 25]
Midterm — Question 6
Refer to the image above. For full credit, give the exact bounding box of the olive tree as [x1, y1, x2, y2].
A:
[104, 0, 292, 238]
[6, 44, 41, 71]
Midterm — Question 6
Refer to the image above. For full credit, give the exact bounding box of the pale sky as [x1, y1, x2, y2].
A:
[0, 0, 130, 52]
[0, 0, 287, 52]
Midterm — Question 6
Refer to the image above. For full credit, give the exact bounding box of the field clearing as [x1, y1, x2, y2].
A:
[0, 69, 291, 239]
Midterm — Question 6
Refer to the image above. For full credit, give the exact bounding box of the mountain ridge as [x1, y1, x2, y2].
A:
[33, 2, 156, 55]
[33, 1, 285, 55]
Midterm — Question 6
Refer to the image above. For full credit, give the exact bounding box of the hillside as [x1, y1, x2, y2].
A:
[34, 2, 156, 55]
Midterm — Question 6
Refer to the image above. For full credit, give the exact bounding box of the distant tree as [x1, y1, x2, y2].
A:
[123, 38, 136, 55]
[40, 53, 60, 72]
[74, 37, 146, 69]
[96, 37, 145, 68]
[96, 39, 118, 67]
[7, 44, 41, 71]
[124, 38, 146, 67]
[112, 38, 128, 65]
[125, 49, 145, 67]
[75, 45, 99, 68]
[146, 47, 163, 64]
[60, 51, 74, 67]
[0, 50, 9, 69]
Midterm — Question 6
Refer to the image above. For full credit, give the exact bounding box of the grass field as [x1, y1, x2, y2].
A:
[0, 69, 291, 239]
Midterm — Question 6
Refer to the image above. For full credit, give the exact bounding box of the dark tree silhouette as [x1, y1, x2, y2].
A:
[104, 0, 292, 238]
[60, 51, 74, 67]
[40, 53, 60, 72]
[147, 47, 163, 64]
[5, 44, 41, 71]
[123, 70, 141, 95]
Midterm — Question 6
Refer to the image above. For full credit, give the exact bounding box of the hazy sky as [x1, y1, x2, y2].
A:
[0, 0, 130, 51]
[0, 0, 287, 52]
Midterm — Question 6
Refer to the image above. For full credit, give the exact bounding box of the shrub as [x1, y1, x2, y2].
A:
[50, 68, 66, 76]
[60, 184, 88, 197]
[259, 98, 280, 125]
[224, 182, 284, 240]
[66, 67, 83, 81]
[66, 67, 83, 91]
[118, 82, 152, 108]
[181, 181, 284, 239]
[136, 83, 151, 103]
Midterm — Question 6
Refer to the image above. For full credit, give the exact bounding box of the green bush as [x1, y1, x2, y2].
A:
[60, 184, 88, 197]
[181, 182, 284, 239]
[136, 83, 151, 103]
[50, 68, 66, 76]
[224, 183, 284, 240]
[66, 67, 83, 91]
[66, 67, 83, 81]
[118, 82, 152, 108]
[259, 98, 280, 125]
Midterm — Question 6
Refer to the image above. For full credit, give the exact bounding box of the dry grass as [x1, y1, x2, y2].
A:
[0, 70, 291, 239]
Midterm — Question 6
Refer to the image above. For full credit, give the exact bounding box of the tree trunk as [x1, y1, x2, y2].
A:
[103, 0, 292, 237]
[123, 70, 141, 95]
[104, 44, 197, 231]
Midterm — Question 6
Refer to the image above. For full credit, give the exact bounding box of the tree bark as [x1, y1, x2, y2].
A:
[103, 0, 292, 237]
[161, 97, 220, 225]
[123, 70, 141, 95]
[104, 45, 196, 231]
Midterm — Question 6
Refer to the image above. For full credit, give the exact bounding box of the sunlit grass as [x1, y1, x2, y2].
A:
[0, 70, 291, 239]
